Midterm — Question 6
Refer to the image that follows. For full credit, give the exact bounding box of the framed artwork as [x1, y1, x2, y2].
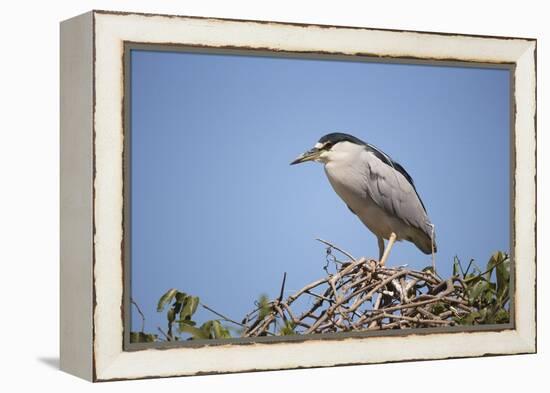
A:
[60, 10, 536, 381]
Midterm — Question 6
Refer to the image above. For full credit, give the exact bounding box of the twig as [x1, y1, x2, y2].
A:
[316, 238, 356, 262]
[367, 293, 383, 329]
[131, 297, 146, 332]
[464, 258, 475, 277]
[201, 303, 247, 328]
[278, 272, 287, 302]
[381, 313, 451, 325]
[465, 257, 508, 282]
[305, 290, 335, 303]
[157, 327, 170, 341]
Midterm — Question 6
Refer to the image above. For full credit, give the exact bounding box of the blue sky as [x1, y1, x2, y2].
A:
[130, 49, 510, 334]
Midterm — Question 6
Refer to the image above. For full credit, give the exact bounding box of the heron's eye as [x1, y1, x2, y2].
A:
[323, 142, 333, 150]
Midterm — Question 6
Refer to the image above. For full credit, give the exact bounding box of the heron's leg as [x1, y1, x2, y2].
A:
[379, 232, 397, 266]
[377, 237, 385, 261]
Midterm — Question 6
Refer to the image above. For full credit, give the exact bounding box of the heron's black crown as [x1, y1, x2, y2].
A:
[318, 133, 367, 146]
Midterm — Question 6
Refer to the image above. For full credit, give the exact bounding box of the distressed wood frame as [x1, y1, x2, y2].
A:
[60, 10, 537, 382]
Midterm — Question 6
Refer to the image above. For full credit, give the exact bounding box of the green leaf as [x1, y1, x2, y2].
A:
[279, 321, 296, 336]
[485, 252, 498, 280]
[456, 311, 479, 326]
[173, 301, 183, 315]
[200, 321, 214, 338]
[175, 291, 187, 303]
[218, 323, 231, 338]
[469, 281, 488, 303]
[431, 302, 446, 315]
[257, 294, 272, 320]
[130, 331, 157, 343]
[496, 256, 510, 296]
[422, 266, 435, 274]
[476, 281, 489, 298]
[464, 274, 484, 285]
[177, 319, 196, 326]
[478, 308, 488, 323]
[212, 320, 223, 339]
[157, 288, 178, 312]
[181, 296, 200, 320]
[179, 323, 210, 339]
[177, 298, 198, 332]
[167, 308, 176, 323]
[484, 286, 496, 303]
[192, 320, 232, 339]
[493, 309, 510, 324]
[209, 320, 231, 339]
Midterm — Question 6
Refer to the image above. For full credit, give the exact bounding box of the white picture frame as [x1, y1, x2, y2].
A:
[60, 10, 536, 381]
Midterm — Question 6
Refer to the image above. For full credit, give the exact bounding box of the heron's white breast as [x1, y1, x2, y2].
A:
[322, 145, 406, 239]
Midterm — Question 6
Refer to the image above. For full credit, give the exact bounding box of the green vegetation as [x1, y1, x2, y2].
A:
[452, 251, 510, 325]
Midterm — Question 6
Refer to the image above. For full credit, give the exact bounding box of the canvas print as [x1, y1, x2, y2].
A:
[127, 47, 511, 344]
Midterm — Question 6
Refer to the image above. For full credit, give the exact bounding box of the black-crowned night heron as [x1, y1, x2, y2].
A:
[291, 132, 436, 266]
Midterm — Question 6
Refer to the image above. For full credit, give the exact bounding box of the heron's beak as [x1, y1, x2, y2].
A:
[290, 148, 322, 165]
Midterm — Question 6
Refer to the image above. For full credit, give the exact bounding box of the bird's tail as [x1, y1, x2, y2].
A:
[415, 223, 437, 255]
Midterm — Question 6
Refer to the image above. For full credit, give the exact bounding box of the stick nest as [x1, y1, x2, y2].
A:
[241, 243, 473, 337]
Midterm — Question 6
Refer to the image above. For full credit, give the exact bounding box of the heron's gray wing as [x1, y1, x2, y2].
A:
[365, 143, 427, 211]
[362, 150, 430, 232]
